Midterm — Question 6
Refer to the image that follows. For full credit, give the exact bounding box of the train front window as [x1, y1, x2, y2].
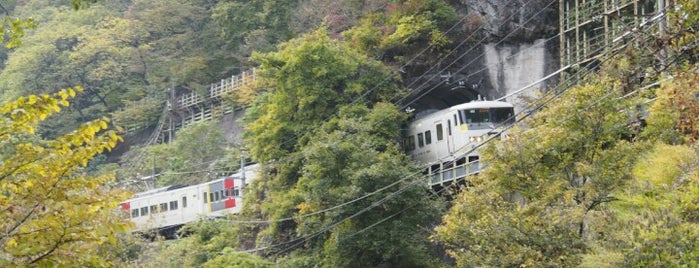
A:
[460, 109, 489, 124]
[459, 107, 514, 124]
[490, 108, 515, 124]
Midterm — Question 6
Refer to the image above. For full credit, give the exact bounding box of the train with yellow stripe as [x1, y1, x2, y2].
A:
[119, 100, 515, 237]
[405, 100, 515, 166]
[120, 165, 257, 237]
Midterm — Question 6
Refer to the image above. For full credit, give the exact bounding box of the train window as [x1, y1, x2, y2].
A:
[491, 108, 515, 124]
[447, 120, 452, 135]
[150, 205, 158, 214]
[461, 109, 489, 124]
[214, 191, 220, 202]
[453, 114, 457, 125]
[232, 187, 240, 197]
[210, 192, 215, 202]
[424, 131, 432, 145]
[417, 133, 424, 148]
[170, 201, 178, 210]
[405, 136, 415, 151]
[160, 203, 168, 212]
[141, 207, 148, 216]
[203, 192, 208, 203]
[182, 196, 188, 208]
[221, 190, 225, 199]
[456, 157, 466, 166]
[131, 209, 139, 218]
[436, 124, 443, 141]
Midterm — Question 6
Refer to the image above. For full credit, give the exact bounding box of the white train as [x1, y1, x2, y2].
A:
[120, 100, 514, 235]
[119, 165, 258, 236]
[405, 100, 515, 166]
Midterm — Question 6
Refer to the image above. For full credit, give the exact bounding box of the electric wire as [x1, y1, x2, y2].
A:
[395, 0, 557, 106]
[233, 19, 671, 255]
[333, 18, 691, 250]
[135, 4, 673, 256]
[207, 11, 668, 230]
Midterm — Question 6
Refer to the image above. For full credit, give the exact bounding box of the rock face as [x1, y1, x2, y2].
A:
[458, 0, 558, 43]
[407, 0, 559, 113]
[483, 39, 553, 110]
[219, 1, 560, 137]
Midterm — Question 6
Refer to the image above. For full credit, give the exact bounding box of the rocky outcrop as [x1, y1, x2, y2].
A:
[457, 0, 558, 42]
[406, 0, 559, 112]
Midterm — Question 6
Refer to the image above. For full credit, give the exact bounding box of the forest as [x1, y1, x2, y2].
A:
[0, 0, 698, 267]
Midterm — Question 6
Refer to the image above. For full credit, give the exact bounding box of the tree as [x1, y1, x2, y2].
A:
[433, 71, 643, 267]
[116, 119, 239, 189]
[291, 103, 445, 267]
[0, 0, 240, 136]
[595, 143, 699, 267]
[236, 28, 445, 266]
[573, 64, 699, 267]
[342, 0, 457, 64]
[0, 88, 129, 266]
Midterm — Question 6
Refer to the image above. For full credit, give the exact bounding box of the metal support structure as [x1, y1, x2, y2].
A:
[240, 154, 246, 193]
[559, 0, 660, 80]
[136, 70, 256, 144]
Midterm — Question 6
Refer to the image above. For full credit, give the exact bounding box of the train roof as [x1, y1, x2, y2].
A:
[411, 100, 514, 122]
[127, 164, 259, 201]
[447, 100, 513, 111]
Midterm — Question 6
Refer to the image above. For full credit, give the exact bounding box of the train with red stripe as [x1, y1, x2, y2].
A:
[119, 100, 515, 237]
[120, 165, 257, 237]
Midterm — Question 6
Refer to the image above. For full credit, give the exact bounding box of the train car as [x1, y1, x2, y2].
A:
[405, 100, 515, 165]
[120, 164, 258, 236]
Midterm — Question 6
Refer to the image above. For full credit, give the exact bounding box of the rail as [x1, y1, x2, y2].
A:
[426, 160, 481, 187]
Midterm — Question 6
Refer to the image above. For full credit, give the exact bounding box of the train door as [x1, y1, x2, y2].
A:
[433, 120, 446, 160]
[180, 194, 187, 223]
[446, 118, 455, 155]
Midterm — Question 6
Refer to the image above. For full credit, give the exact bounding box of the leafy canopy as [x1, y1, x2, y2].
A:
[0, 88, 128, 266]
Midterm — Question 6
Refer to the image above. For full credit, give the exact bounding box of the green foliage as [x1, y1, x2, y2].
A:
[434, 73, 643, 267]
[643, 66, 699, 143]
[203, 248, 274, 268]
[608, 144, 699, 267]
[244, 28, 401, 162]
[294, 103, 444, 267]
[669, 0, 699, 63]
[0, 0, 241, 136]
[118, 120, 237, 187]
[212, 0, 299, 57]
[343, 0, 456, 62]
[238, 28, 444, 266]
[0, 89, 129, 266]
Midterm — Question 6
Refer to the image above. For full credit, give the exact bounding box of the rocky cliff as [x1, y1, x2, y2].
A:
[406, 0, 559, 112]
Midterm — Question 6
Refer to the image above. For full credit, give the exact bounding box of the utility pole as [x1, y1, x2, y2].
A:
[240, 153, 246, 193]
[659, 0, 667, 71]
